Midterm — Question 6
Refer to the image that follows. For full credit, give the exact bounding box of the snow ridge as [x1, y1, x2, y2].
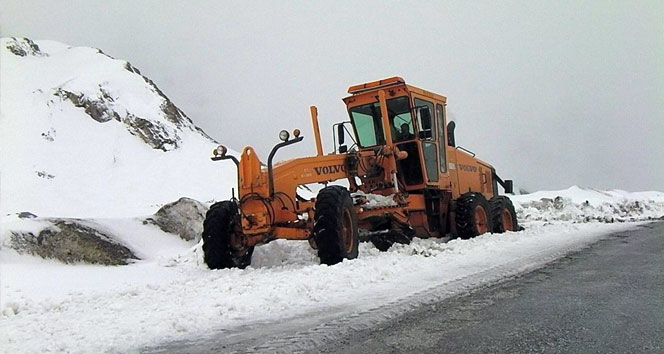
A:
[511, 186, 664, 223]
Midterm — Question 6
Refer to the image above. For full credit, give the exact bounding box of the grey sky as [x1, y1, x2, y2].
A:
[2, 0, 662, 192]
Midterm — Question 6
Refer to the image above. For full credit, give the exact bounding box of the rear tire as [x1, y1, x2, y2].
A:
[455, 192, 493, 239]
[489, 196, 519, 233]
[202, 201, 254, 269]
[313, 186, 359, 265]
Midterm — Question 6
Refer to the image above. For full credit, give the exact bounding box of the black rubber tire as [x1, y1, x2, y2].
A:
[313, 186, 359, 265]
[489, 196, 519, 233]
[455, 192, 493, 239]
[202, 201, 254, 269]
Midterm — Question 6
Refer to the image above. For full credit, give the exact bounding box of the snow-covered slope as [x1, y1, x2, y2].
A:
[0, 37, 236, 218]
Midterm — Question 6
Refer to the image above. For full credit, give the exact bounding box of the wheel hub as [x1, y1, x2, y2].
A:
[474, 205, 489, 234]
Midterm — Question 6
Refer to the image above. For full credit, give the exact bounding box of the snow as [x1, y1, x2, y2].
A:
[512, 186, 664, 223]
[352, 190, 399, 209]
[2, 38, 664, 353]
[1, 187, 663, 353]
[0, 38, 238, 219]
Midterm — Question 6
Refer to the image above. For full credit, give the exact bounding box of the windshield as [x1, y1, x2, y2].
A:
[348, 96, 413, 147]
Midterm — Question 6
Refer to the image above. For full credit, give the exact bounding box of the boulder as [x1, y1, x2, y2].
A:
[9, 219, 137, 265]
[146, 197, 208, 242]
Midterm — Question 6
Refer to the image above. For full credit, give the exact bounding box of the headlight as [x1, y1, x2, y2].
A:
[279, 130, 290, 142]
[214, 145, 227, 156]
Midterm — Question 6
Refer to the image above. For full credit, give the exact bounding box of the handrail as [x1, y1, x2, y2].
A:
[267, 136, 304, 197]
[211, 154, 240, 196]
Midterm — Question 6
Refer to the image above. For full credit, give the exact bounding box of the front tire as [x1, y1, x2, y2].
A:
[313, 186, 359, 265]
[202, 201, 254, 269]
[455, 192, 493, 239]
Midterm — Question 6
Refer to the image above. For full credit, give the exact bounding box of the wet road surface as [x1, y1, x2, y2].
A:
[313, 222, 664, 354]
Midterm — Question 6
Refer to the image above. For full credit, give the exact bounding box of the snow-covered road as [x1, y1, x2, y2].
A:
[0, 220, 648, 353]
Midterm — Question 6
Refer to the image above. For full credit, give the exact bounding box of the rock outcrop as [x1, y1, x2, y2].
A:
[4, 37, 45, 57]
[9, 219, 138, 265]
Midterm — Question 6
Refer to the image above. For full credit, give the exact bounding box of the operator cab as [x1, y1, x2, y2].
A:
[342, 77, 448, 192]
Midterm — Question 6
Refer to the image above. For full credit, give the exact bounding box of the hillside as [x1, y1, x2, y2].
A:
[0, 37, 236, 218]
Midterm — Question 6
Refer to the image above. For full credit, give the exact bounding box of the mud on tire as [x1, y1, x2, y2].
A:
[489, 196, 519, 233]
[202, 201, 254, 269]
[313, 186, 359, 265]
[455, 192, 493, 239]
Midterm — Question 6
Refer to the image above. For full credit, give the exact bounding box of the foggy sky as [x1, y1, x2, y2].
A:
[2, 0, 662, 192]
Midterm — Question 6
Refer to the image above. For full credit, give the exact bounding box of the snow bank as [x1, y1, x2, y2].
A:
[512, 186, 664, 223]
[0, 220, 650, 353]
[2, 185, 663, 353]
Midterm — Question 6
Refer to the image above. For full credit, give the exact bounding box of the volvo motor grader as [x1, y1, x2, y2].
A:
[204, 77, 518, 269]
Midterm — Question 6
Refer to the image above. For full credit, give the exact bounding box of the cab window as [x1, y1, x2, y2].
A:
[348, 96, 413, 147]
[387, 97, 414, 142]
[414, 98, 435, 141]
[348, 101, 384, 147]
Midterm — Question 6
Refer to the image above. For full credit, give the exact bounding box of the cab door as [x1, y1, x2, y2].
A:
[413, 96, 439, 184]
[436, 103, 453, 191]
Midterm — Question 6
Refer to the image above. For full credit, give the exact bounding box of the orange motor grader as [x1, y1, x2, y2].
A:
[203, 77, 518, 269]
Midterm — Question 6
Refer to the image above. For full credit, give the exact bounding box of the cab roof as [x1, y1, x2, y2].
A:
[346, 76, 447, 103]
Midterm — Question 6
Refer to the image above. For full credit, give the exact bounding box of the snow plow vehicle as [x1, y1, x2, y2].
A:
[204, 77, 518, 269]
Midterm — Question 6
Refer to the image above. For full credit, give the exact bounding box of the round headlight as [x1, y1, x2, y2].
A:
[214, 145, 227, 156]
[293, 129, 301, 138]
[279, 130, 290, 142]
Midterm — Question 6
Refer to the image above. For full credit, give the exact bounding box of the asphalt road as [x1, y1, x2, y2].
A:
[312, 221, 664, 354]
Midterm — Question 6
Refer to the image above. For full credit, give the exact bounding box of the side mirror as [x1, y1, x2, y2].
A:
[337, 124, 345, 145]
[504, 180, 514, 194]
[447, 121, 456, 147]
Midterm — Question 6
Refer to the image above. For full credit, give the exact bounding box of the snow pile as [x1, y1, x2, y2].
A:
[512, 186, 664, 223]
[352, 190, 399, 209]
[0, 37, 237, 218]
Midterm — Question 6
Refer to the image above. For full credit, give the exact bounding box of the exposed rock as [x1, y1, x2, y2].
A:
[123, 61, 141, 75]
[4, 37, 45, 57]
[36, 170, 55, 179]
[146, 197, 208, 242]
[54, 84, 184, 151]
[41, 127, 56, 141]
[123, 114, 180, 151]
[18, 212, 38, 219]
[9, 219, 138, 265]
[54, 87, 121, 123]
[135, 70, 215, 142]
[42, 44, 214, 150]
[18, 211, 37, 219]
